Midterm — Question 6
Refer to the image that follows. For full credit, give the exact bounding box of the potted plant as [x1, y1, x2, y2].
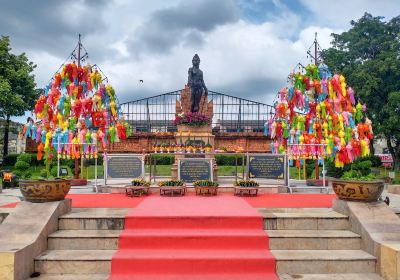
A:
[131, 178, 150, 187]
[126, 179, 151, 196]
[158, 179, 186, 196]
[19, 153, 71, 203]
[330, 158, 384, 202]
[193, 180, 219, 196]
[234, 179, 259, 196]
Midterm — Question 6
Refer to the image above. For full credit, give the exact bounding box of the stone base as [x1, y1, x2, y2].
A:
[333, 198, 400, 278]
[0, 199, 71, 280]
[387, 184, 400, 194]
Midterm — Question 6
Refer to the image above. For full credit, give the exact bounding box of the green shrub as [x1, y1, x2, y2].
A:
[193, 180, 219, 187]
[341, 171, 376, 181]
[2, 153, 19, 166]
[16, 153, 32, 164]
[351, 160, 372, 176]
[12, 170, 23, 178]
[29, 153, 42, 166]
[234, 179, 259, 187]
[215, 154, 245, 166]
[325, 159, 351, 178]
[14, 161, 30, 171]
[306, 159, 316, 178]
[359, 155, 382, 167]
[392, 178, 400, 184]
[40, 169, 50, 178]
[149, 154, 175, 165]
[131, 179, 150, 186]
[158, 179, 185, 186]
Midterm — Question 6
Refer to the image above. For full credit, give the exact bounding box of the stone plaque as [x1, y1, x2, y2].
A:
[179, 159, 212, 182]
[248, 154, 285, 179]
[107, 155, 144, 179]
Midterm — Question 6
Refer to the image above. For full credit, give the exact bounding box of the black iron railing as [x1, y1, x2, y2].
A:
[120, 90, 275, 133]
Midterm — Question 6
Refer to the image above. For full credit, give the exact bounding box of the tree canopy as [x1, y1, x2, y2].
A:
[322, 13, 400, 169]
[0, 36, 38, 156]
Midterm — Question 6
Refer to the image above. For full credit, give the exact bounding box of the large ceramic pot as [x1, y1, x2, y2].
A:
[331, 178, 384, 202]
[19, 179, 71, 203]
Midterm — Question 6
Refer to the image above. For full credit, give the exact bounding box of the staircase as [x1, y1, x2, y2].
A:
[33, 208, 383, 279]
[33, 208, 127, 279]
[262, 209, 383, 280]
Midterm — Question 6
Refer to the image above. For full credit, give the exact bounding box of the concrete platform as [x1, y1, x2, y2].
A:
[279, 273, 384, 280]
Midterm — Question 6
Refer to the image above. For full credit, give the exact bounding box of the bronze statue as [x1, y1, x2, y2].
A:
[188, 54, 208, 113]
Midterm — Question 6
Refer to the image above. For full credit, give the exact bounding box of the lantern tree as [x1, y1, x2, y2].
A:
[24, 37, 131, 177]
[267, 62, 373, 169]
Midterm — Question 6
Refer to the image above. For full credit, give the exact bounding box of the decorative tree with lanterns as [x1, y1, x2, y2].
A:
[268, 61, 373, 177]
[24, 35, 131, 180]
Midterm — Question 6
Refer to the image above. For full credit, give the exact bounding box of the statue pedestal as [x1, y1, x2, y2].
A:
[171, 124, 217, 181]
[176, 85, 213, 120]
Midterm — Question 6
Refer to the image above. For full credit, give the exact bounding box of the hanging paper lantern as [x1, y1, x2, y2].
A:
[25, 60, 129, 161]
[269, 62, 372, 168]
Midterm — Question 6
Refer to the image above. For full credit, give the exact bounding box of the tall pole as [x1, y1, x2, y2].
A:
[314, 32, 318, 65]
[74, 34, 82, 179]
[314, 32, 320, 180]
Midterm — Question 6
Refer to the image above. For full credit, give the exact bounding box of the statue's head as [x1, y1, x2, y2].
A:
[192, 54, 200, 67]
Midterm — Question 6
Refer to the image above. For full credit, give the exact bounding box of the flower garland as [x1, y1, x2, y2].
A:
[173, 112, 210, 126]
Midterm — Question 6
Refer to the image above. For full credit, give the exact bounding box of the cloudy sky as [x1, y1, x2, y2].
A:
[1, 0, 399, 122]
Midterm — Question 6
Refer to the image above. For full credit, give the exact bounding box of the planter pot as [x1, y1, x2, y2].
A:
[19, 179, 71, 203]
[194, 186, 218, 196]
[159, 184, 187, 196]
[331, 178, 384, 202]
[234, 186, 259, 196]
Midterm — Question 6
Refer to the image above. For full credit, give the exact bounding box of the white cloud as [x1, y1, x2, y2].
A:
[6, 0, 399, 123]
[300, 0, 400, 28]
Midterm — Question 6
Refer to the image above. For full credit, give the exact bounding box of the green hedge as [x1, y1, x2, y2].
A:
[14, 161, 30, 171]
[17, 153, 32, 164]
[215, 154, 246, 166]
[326, 156, 376, 179]
[147, 154, 175, 165]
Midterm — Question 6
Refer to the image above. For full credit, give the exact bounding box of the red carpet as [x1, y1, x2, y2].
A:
[109, 196, 278, 280]
[65, 194, 146, 208]
[0, 193, 335, 209]
[0, 202, 18, 208]
[244, 193, 336, 208]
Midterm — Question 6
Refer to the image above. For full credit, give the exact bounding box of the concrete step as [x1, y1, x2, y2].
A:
[272, 250, 376, 274]
[29, 274, 109, 280]
[261, 211, 349, 230]
[267, 230, 361, 250]
[58, 208, 129, 230]
[48, 230, 121, 250]
[35, 250, 115, 274]
[279, 273, 384, 280]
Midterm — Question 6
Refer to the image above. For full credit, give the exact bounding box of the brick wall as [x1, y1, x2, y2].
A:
[25, 132, 271, 153]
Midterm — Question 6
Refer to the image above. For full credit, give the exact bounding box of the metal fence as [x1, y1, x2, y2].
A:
[120, 90, 275, 133]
